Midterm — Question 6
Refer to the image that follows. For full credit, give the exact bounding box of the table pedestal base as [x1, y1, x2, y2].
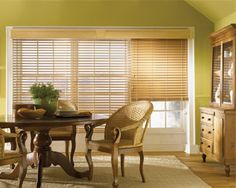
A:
[28, 129, 89, 188]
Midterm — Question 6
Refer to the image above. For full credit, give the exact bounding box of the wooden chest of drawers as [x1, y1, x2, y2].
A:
[200, 107, 236, 176]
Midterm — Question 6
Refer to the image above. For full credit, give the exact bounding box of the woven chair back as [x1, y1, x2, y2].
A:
[105, 101, 153, 145]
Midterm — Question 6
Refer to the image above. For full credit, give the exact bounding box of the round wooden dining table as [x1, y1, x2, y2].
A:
[0, 114, 107, 188]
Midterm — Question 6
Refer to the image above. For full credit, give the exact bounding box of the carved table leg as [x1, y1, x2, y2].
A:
[32, 129, 88, 188]
[225, 165, 230, 177]
[50, 151, 89, 178]
[33, 130, 52, 188]
[202, 154, 206, 163]
[36, 154, 43, 188]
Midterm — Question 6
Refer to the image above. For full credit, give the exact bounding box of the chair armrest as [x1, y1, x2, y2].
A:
[0, 129, 18, 138]
[112, 127, 121, 144]
[84, 124, 94, 141]
[92, 119, 107, 128]
[84, 119, 107, 141]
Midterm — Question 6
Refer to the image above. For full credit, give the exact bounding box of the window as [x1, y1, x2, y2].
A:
[131, 39, 188, 128]
[9, 28, 189, 129]
[12, 39, 129, 116]
[13, 40, 72, 103]
[151, 101, 187, 128]
[76, 40, 129, 115]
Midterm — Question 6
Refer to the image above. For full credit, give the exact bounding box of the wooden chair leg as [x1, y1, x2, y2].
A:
[18, 130, 28, 188]
[111, 148, 119, 188]
[10, 139, 17, 169]
[85, 149, 93, 181]
[225, 165, 230, 177]
[202, 154, 206, 163]
[30, 131, 35, 152]
[36, 154, 43, 188]
[139, 151, 145, 183]
[18, 159, 27, 188]
[65, 141, 69, 159]
[70, 135, 76, 166]
[120, 154, 125, 177]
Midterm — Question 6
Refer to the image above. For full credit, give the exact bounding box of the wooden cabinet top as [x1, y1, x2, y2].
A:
[210, 24, 236, 44]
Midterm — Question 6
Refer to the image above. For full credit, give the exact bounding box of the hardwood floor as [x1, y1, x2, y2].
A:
[145, 152, 236, 188]
[177, 153, 236, 188]
[77, 151, 236, 188]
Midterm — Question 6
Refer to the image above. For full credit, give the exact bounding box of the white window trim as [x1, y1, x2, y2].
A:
[6, 27, 13, 116]
[185, 37, 198, 154]
[6, 26, 197, 153]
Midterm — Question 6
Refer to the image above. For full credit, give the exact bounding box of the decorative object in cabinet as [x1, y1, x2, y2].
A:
[200, 24, 236, 177]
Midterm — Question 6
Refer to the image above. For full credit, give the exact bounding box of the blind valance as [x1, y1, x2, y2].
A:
[11, 28, 192, 39]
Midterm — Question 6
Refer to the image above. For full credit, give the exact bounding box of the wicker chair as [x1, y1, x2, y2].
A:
[0, 128, 28, 188]
[84, 100, 153, 188]
[15, 101, 77, 166]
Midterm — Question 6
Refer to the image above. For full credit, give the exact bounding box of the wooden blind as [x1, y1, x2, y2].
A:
[13, 39, 72, 104]
[12, 39, 129, 115]
[76, 40, 129, 114]
[131, 39, 188, 101]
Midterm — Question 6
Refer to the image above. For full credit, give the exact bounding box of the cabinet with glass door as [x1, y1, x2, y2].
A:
[211, 25, 235, 109]
[200, 24, 236, 177]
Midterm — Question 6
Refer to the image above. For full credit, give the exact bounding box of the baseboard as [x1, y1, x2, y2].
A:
[185, 144, 200, 154]
[144, 144, 185, 151]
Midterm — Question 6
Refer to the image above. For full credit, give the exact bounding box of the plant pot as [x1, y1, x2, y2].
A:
[33, 98, 58, 117]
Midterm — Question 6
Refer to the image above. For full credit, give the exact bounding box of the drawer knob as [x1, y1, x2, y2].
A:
[202, 129, 204, 131]
[208, 118, 211, 121]
[208, 131, 211, 134]
[207, 145, 211, 148]
[201, 116, 205, 119]
[201, 142, 203, 144]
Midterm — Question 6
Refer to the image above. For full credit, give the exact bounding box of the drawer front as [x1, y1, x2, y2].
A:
[201, 123, 214, 140]
[200, 138, 213, 154]
[201, 113, 213, 125]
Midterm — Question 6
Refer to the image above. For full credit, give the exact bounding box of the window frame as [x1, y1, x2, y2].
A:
[6, 26, 196, 153]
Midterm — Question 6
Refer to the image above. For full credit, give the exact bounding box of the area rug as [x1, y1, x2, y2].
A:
[0, 155, 211, 188]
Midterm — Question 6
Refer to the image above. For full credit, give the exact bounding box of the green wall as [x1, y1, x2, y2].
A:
[0, 0, 213, 144]
[215, 11, 236, 30]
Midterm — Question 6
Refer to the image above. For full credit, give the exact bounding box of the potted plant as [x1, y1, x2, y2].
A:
[30, 82, 60, 116]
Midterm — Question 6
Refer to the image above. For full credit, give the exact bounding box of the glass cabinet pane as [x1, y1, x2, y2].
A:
[212, 45, 221, 103]
[222, 41, 233, 104]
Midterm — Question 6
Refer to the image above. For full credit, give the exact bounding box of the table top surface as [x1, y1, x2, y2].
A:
[0, 114, 108, 129]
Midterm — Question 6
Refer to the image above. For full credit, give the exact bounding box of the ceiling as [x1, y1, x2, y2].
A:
[185, 0, 236, 23]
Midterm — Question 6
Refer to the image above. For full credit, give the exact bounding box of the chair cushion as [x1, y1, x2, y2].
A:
[88, 139, 143, 149]
[0, 151, 22, 166]
[0, 150, 22, 160]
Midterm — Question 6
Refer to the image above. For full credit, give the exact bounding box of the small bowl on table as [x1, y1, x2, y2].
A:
[17, 108, 46, 119]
